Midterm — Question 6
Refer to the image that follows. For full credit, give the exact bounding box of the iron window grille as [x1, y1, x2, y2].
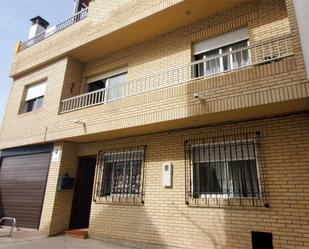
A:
[94, 146, 146, 204]
[185, 132, 269, 207]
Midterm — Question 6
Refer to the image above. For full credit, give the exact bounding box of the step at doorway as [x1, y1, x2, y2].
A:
[64, 228, 89, 239]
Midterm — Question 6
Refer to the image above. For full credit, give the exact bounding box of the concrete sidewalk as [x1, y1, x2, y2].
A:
[0, 235, 184, 249]
[0, 236, 138, 249]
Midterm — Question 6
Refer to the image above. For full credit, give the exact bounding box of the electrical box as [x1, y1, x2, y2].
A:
[163, 162, 173, 187]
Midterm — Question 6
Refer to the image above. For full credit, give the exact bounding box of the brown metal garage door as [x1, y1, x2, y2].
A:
[0, 153, 51, 229]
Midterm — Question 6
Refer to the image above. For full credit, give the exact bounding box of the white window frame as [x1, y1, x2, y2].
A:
[22, 81, 46, 113]
[191, 139, 261, 199]
[196, 40, 251, 76]
[193, 28, 251, 77]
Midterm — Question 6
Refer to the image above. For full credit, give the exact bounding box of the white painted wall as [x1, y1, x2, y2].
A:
[293, 0, 309, 79]
[28, 24, 46, 39]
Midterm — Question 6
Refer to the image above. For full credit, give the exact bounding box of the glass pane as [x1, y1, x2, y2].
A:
[102, 159, 142, 196]
[24, 99, 35, 113]
[130, 160, 142, 195]
[229, 160, 259, 197]
[102, 161, 113, 196]
[193, 162, 228, 196]
[221, 45, 231, 71]
[194, 54, 205, 78]
[192, 140, 259, 198]
[105, 72, 128, 101]
[112, 161, 125, 195]
[88, 79, 106, 92]
[35, 96, 44, 110]
[205, 49, 220, 76]
[231, 40, 250, 69]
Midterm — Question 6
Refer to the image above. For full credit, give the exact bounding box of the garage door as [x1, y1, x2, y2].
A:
[0, 153, 51, 228]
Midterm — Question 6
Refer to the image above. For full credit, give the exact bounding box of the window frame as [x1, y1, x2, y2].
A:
[87, 71, 128, 102]
[101, 150, 144, 198]
[94, 146, 147, 205]
[23, 95, 44, 113]
[21, 80, 46, 114]
[190, 139, 261, 200]
[193, 39, 251, 78]
[104, 72, 129, 102]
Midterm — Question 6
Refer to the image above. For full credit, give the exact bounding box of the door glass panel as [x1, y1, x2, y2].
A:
[205, 48, 220, 76]
[231, 40, 250, 69]
[105, 72, 128, 101]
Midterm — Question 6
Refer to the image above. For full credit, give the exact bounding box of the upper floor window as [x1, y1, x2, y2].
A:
[193, 28, 251, 78]
[23, 81, 46, 113]
[86, 68, 128, 102]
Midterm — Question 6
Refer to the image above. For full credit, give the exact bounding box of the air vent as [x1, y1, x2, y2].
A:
[251, 231, 273, 249]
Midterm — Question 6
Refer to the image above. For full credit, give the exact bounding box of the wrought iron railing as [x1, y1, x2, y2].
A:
[60, 34, 293, 113]
[20, 8, 88, 50]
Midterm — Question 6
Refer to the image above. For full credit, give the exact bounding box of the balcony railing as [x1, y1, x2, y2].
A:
[60, 34, 294, 113]
[20, 8, 88, 50]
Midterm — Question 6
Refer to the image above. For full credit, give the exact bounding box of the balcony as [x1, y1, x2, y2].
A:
[61, 34, 293, 114]
[20, 8, 88, 51]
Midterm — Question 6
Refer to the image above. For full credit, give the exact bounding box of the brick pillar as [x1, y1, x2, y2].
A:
[39, 141, 78, 235]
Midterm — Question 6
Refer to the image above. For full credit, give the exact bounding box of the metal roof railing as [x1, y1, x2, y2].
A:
[20, 8, 88, 51]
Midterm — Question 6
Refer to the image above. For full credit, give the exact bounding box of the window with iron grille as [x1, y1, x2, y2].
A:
[192, 140, 259, 198]
[94, 146, 146, 203]
[185, 133, 268, 207]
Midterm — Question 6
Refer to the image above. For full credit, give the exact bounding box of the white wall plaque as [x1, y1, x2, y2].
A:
[52, 146, 62, 162]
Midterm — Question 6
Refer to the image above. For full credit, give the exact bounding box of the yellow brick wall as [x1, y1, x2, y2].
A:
[60, 57, 84, 101]
[88, 0, 131, 23]
[0, 58, 69, 148]
[75, 112, 309, 249]
[2, 0, 308, 151]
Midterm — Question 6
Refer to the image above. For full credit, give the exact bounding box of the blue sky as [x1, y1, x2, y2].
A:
[0, 0, 73, 125]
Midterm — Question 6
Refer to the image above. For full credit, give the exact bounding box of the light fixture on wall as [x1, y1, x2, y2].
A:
[74, 119, 86, 126]
[193, 93, 205, 103]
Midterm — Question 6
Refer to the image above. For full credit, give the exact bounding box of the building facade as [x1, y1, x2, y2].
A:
[1, 0, 309, 248]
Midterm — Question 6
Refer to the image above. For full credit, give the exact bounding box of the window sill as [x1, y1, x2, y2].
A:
[18, 108, 43, 117]
[94, 196, 144, 206]
[186, 197, 267, 208]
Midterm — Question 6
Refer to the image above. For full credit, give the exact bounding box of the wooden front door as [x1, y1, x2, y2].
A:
[70, 157, 96, 229]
